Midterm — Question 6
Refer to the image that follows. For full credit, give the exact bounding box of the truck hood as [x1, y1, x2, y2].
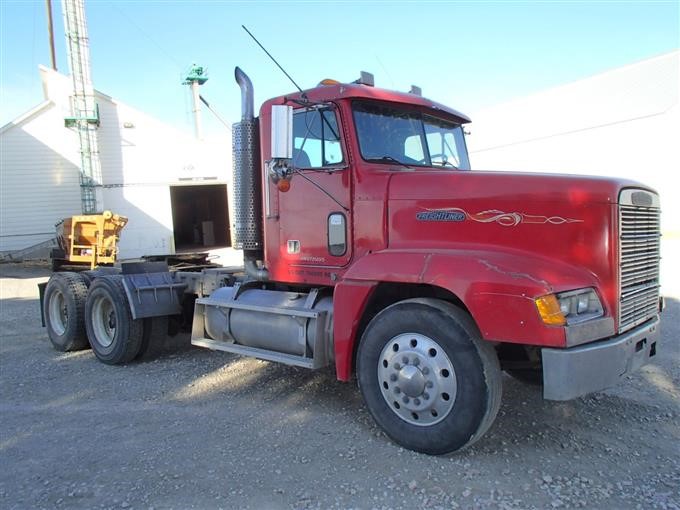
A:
[386, 170, 656, 305]
[387, 170, 653, 205]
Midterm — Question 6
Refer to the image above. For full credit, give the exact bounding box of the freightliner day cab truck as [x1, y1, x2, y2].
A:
[41, 68, 664, 455]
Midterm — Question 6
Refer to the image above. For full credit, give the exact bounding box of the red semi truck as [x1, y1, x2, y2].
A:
[41, 68, 663, 454]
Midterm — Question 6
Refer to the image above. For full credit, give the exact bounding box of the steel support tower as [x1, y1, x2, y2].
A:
[62, 0, 102, 214]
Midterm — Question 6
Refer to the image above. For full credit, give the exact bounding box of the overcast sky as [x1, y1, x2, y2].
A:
[1, 0, 678, 137]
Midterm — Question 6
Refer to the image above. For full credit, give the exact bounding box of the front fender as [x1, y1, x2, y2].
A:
[339, 247, 599, 354]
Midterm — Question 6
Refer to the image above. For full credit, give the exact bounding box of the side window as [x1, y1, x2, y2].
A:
[404, 134, 425, 162]
[293, 108, 344, 168]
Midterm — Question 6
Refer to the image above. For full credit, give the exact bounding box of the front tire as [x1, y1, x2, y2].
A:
[85, 275, 143, 364]
[357, 298, 502, 455]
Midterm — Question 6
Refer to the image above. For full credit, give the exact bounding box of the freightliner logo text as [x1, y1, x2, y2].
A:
[416, 210, 466, 222]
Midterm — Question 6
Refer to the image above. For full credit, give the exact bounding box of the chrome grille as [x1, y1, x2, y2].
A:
[618, 190, 661, 333]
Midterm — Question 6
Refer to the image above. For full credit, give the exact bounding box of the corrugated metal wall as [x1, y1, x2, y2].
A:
[467, 51, 679, 235]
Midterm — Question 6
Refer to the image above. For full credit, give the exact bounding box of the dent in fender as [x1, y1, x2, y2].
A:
[334, 250, 576, 377]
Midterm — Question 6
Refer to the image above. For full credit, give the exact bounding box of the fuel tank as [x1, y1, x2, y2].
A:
[203, 286, 333, 359]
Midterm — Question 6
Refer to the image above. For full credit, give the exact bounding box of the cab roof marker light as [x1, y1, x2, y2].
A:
[319, 78, 340, 86]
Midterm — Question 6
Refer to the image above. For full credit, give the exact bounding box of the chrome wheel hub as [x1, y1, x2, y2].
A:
[48, 289, 67, 335]
[398, 364, 426, 396]
[377, 333, 457, 426]
[91, 296, 116, 348]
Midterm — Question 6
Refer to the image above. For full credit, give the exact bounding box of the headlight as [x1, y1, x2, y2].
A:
[535, 288, 603, 326]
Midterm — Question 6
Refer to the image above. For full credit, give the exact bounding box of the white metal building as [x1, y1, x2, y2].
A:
[466, 50, 679, 236]
[0, 66, 234, 260]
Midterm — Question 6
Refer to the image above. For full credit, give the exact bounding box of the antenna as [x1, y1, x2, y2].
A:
[241, 25, 304, 95]
[199, 95, 232, 131]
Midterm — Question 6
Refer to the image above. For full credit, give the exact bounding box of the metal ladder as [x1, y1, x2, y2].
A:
[62, 0, 102, 214]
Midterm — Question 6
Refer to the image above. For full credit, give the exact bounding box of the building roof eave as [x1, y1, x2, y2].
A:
[0, 100, 55, 135]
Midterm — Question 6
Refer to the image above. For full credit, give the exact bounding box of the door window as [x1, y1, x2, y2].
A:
[293, 108, 344, 168]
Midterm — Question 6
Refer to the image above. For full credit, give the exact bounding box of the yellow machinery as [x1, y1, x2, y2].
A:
[52, 211, 128, 270]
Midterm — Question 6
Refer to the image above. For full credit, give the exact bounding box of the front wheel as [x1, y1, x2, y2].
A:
[357, 298, 502, 455]
[85, 275, 143, 364]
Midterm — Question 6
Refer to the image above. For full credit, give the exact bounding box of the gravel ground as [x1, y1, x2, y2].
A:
[0, 262, 678, 510]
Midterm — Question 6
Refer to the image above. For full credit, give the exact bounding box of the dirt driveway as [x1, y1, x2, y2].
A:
[1, 263, 678, 509]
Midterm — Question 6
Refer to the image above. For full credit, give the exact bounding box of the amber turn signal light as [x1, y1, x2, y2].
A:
[535, 294, 567, 326]
[277, 179, 291, 192]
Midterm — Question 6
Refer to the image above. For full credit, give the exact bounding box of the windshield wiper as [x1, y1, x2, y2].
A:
[432, 160, 457, 169]
[365, 156, 412, 169]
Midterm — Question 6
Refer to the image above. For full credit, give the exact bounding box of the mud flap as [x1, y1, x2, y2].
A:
[38, 281, 48, 327]
[121, 262, 186, 319]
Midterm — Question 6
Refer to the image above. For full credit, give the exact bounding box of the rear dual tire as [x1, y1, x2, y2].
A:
[44, 272, 90, 352]
[84, 275, 144, 364]
[45, 273, 169, 363]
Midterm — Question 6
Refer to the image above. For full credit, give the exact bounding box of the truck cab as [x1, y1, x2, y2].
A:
[42, 68, 663, 455]
[252, 70, 661, 381]
[259, 78, 473, 284]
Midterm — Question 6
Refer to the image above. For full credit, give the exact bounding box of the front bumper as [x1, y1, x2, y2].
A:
[542, 316, 660, 401]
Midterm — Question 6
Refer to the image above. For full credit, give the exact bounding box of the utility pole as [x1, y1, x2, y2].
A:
[45, 0, 57, 71]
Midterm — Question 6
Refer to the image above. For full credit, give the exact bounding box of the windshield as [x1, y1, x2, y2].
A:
[352, 101, 470, 170]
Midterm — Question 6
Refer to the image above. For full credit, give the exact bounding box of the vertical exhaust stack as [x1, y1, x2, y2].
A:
[232, 67, 268, 280]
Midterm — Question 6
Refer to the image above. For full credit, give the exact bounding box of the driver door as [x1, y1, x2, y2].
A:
[278, 106, 352, 276]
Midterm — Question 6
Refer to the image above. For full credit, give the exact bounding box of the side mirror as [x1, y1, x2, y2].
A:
[271, 105, 293, 159]
[268, 105, 294, 192]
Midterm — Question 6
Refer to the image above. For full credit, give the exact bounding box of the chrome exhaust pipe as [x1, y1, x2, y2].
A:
[235, 66, 254, 120]
[232, 67, 268, 280]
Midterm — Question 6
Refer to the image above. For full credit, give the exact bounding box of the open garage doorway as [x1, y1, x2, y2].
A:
[170, 184, 230, 251]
